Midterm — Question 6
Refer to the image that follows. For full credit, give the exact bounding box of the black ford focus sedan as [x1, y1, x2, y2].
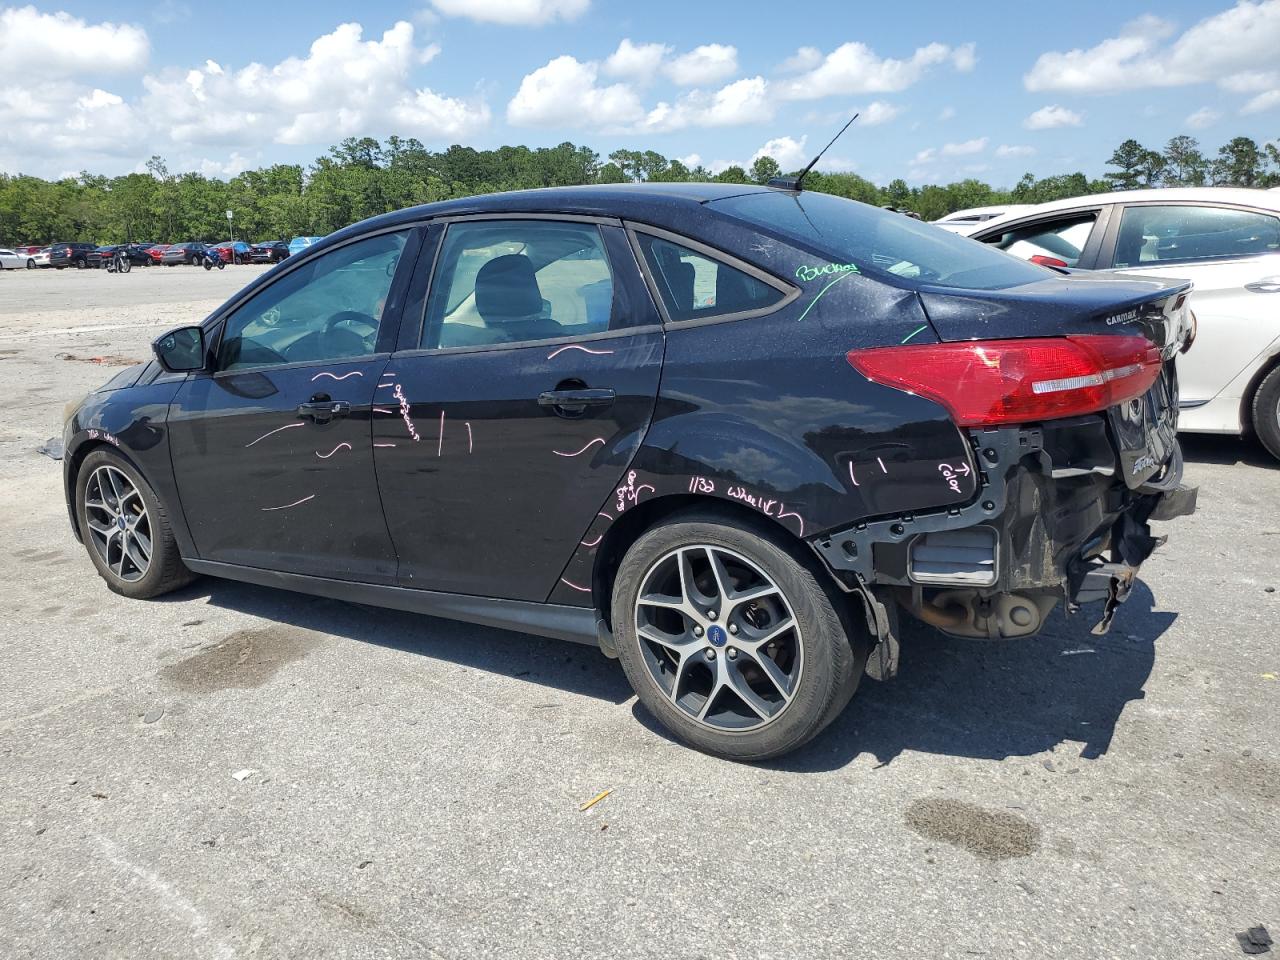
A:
[62, 183, 1197, 760]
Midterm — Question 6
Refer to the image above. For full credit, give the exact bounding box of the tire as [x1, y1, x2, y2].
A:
[1251, 363, 1280, 462]
[119, 257, 131, 274]
[75, 258, 84, 269]
[203, 258, 213, 271]
[75, 448, 195, 600]
[612, 514, 868, 761]
[26, 259, 34, 269]
[217, 260, 225, 270]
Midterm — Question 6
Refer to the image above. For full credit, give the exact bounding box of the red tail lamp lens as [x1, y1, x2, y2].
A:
[847, 336, 1163, 427]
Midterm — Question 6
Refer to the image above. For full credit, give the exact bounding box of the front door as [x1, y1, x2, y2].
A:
[375, 217, 664, 601]
[168, 228, 416, 581]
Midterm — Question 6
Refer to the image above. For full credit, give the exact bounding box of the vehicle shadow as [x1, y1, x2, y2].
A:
[162, 578, 636, 705]
[761, 580, 1176, 772]
[1180, 432, 1275, 467]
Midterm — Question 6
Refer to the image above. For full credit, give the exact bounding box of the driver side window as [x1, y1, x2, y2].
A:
[218, 230, 408, 371]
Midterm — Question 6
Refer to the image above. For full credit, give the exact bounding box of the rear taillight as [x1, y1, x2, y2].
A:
[847, 335, 1163, 427]
[1029, 254, 1068, 268]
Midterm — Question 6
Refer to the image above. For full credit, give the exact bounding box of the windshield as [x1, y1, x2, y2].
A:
[711, 191, 1052, 291]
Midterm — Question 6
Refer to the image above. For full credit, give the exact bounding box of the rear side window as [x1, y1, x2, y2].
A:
[1111, 205, 1280, 267]
[634, 233, 786, 323]
[986, 213, 1099, 267]
[424, 220, 615, 349]
[712, 190, 1050, 291]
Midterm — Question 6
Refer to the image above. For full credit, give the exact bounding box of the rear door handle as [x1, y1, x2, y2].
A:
[297, 400, 351, 423]
[538, 388, 615, 413]
[1245, 277, 1280, 293]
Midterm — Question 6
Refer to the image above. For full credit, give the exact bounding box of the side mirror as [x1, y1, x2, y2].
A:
[153, 326, 206, 373]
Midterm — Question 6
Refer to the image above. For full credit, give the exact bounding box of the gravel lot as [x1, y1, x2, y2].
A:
[1, 265, 1277, 959]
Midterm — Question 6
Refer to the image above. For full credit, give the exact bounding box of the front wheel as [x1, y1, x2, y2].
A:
[75, 258, 84, 269]
[202, 258, 213, 271]
[612, 516, 867, 761]
[76, 449, 195, 599]
[26, 258, 34, 269]
[1251, 364, 1280, 462]
[118, 256, 131, 274]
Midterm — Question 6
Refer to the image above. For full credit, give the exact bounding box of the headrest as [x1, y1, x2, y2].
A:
[475, 254, 543, 324]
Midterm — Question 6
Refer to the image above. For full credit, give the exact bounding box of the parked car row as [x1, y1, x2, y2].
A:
[2, 237, 317, 270]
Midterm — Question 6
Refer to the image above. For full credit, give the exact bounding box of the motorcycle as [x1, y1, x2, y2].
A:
[202, 252, 226, 271]
[104, 248, 131, 273]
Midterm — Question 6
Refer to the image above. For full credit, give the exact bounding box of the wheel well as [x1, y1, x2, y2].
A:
[64, 440, 117, 539]
[1241, 351, 1280, 435]
[590, 494, 834, 631]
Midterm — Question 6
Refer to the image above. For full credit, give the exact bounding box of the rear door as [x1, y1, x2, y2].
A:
[1097, 202, 1280, 404]
[167, 227, 419, 581]
[374, 216, 664, 601]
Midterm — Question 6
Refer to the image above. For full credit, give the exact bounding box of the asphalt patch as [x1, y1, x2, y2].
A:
[159, 626, 319, 693]
[904, 797, 1041, 860]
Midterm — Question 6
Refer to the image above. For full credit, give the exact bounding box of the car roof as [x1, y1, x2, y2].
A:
[977, 186, 1280, 233]
[327, 183, 777, 242]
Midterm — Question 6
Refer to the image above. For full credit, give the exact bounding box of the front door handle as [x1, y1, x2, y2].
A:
[1245, 277, 1280, 293]
[538, 388, 615, 415]
[297, 400, 351, 423]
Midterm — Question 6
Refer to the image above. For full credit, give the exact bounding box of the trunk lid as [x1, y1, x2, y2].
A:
[916, 273, 1194, 489]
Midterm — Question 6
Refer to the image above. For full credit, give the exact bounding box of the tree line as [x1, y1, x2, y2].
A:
[1, 133, 1276, 246]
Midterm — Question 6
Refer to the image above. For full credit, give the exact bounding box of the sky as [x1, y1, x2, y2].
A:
[2, 0, 1278, 186]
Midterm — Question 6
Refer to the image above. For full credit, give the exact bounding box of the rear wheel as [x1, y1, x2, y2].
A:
[613, 516, 867, 761]
[26, 259, 34, 269]
[76, 449, 195, 599]
[1251, 364, 1280, 462]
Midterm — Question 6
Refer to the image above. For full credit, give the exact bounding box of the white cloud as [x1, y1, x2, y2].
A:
[774, 40, 974, 99]
[951, 43, 978, 72]
[1024, 104, 1084, 129]
[779, 46, 823, 73]
[1, 19, 489, 176]
[1186, 106, 1220, 128]
[664, 43, 738, 86]
[995, 144, 1036, 158]
[677, 152, 702, 169]
[603, 39, 670, 78]
[937, 106, 956, 121]
[141, 21, 487, 147]
[1241, 89, 1280, 113]
[1220, 69, 1280, 92]
[751, 135, 809, 170]
[642, 76, 771, 132]
[1025, 2, 1280, 93]
[0, 6, 149, 76]
[429, 0, 589, 25]
[941, 137, 987, 156]
[507, 55, 644, 127]
[858, 101, 901, 125]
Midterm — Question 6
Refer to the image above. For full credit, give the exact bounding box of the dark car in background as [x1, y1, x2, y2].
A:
[48, 242, 101, 269]
[161, 242, 209, 266]
[61, 183, 1197, 760]
[250, 240, 289, 263]
[210, 240, 253, 264]
[97, 244, 155, 267]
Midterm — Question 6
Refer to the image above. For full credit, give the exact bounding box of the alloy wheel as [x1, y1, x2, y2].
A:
[84, 465, 152, 583]
[634, 544, 803, 732]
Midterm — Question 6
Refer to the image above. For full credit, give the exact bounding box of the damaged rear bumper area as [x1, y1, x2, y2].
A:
[813, 417, 1197, 646]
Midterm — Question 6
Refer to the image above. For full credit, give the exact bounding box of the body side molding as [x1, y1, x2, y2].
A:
[183, 559, 601, 647]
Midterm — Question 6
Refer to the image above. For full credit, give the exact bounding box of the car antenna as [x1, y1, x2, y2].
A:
[767, 113, 859, 192]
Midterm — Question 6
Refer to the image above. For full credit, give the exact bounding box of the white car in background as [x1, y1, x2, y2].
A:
[932, 204, 1032, 234]
[0, 247, 27, 269]
[969, 188, 1280, 460]
[31, 247, 51, 268]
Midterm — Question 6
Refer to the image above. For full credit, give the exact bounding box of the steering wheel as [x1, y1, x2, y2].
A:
[320, 310, 377, 356]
